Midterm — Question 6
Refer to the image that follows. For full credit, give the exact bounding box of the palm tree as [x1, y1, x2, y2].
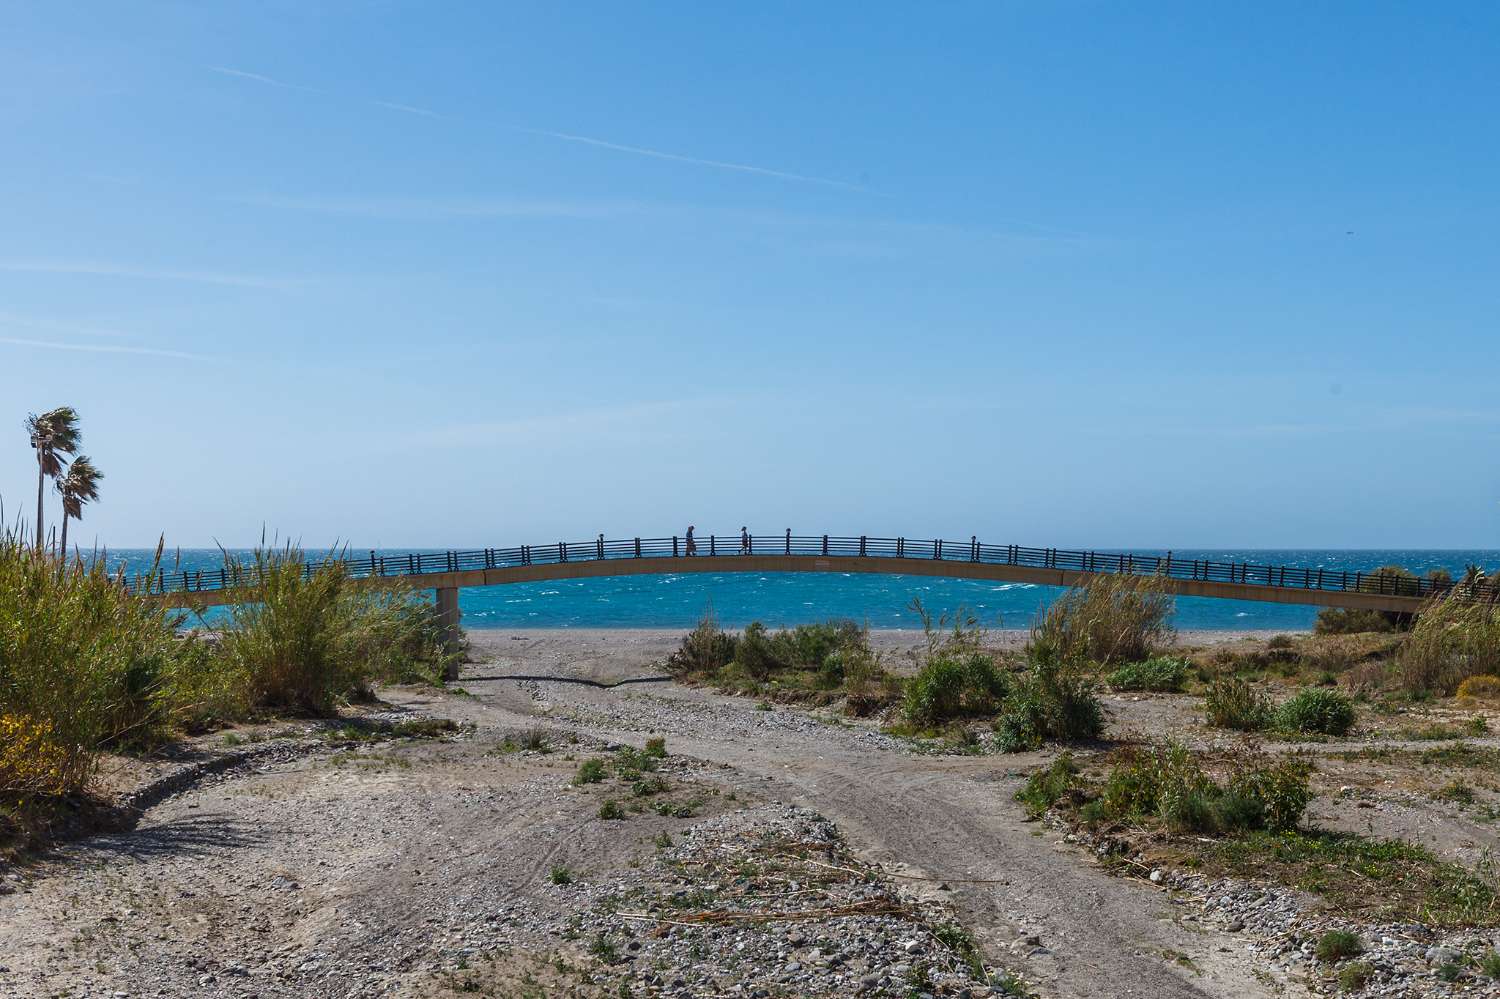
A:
[24, 406, 81, 551]
[55, 455, 103, 560]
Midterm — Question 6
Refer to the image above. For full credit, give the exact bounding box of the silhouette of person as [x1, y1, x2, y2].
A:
[740, 526, 750, 554]
[685, 525, 697, 556]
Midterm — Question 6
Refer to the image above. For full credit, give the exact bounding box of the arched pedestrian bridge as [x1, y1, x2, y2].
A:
[141, 532, 1469, 624]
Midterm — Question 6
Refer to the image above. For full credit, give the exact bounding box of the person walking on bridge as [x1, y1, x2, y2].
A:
[740, 526, 750, 554]
[685, 525, 697, 557]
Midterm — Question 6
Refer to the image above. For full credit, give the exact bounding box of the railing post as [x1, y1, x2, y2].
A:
[559, 542, 566, 562]
[710, 534, 716, 556]
[635, 537, 641, 557]
[785, 529, 791, 555]
[934, 539, 942, 559]
[897, 537, 904, 558]
[673, 536, 679, 557]
[971, 535, 977, 561]
[822, 535, 829, 556]
[598, 535, 605, 560]
[860, 535, 866, 557]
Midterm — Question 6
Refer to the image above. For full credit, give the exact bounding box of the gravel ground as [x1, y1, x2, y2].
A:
[9, 625, 1492, 999]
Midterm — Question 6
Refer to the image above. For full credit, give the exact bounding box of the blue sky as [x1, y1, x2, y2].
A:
[2, 2, 1497, 550]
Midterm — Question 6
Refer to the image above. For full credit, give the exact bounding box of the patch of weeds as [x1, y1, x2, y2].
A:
[652, 799, 700, 818]
[598, 799, 626, 820]
[1204, 677, 1271, 731]
[631, 776, 669, 797]
[994, 972, 1039, 998]
[931, 921, 987, 981]
[1203, 830, 1498, 928]
[653, 831, 673, 848]
[1275, 688, 1356, 736]
[611, 746, 658, 782]
[573, 758, 607, 785]
[1014, 753, 1079, 820]
[753, 701, 773, 711]
[1338, 962, 1373, 991]
[993, 659, 1103, 752]
[221, 733, 245, 747]
[588, 934, 618, 963]
[1107, 657, 1189, 693]
[643, 736, 667, 758]
[1399, 719, 1486, 741]
[1435, 960, 1464, 982]
[548, 865, 573, 885]
[1479, 949, 1500, 978]
[1315, 930, 1364, 962]
[1084, 742, 1311, 834]
[1434, 781, 1477, 807]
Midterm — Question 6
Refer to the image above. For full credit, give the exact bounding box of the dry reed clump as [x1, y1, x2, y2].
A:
[216, 545, 454, 716]
[1026, 574, 1175, 667]
[1399, 594, 1500, 696]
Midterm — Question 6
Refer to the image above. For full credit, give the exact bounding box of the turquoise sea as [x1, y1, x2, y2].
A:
[103, 547, 1500, 632]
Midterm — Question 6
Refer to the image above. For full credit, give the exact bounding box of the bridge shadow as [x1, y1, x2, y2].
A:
[82, 814, 264, 863]
[460, 673, 672, 689]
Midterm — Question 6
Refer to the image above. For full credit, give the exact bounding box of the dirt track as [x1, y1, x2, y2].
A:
[0, 629, 1331, 998]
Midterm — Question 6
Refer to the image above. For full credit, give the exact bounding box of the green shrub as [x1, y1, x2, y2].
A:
[1229, 758, 1312, 832]
[775, 620, 862, 668]
[643, 736, 667, 758]
[1315, 930, 1364, 962]
[597, 799, 625, 820]
[0, 534, 210, 796]
[1014, 753, 1078, 819]
[573, 758, 607, 785]
[1091, 743, 1311, 835]
[1338, 962, 1373, 991]
[1480, 950, 1500, 979]
[903, 651, 1009, 726]
[1315, 608, 1397, 635]
[734, 621, 789, 679]
[1275, 688, 1356, 736]
[548, 865, 573, 885]
[1204, 677, 1272, 731]
[1027, 575, 1175, 667]
[1107, 657, 1189, 692]
[665, 607, 737, 677]
[995, 659, 1103, 752]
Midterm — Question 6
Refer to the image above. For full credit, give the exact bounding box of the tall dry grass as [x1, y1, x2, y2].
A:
[1399, 592, 1500, 696]
[1027, 574, 1175, 666]
[215, 545, 455, 715]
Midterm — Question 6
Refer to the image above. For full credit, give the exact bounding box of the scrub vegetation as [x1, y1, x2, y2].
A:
[0, 530, 455, 854]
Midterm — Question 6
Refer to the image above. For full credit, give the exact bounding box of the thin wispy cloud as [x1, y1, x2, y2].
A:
[0, 337, 209, 361]
[0, 311, 133, 339]
[374, 100, 441, 118]
[207, 65, 869, 192]
[0, 260, 296, 289]
[238, 194, 640, 221]
[521, 128, 866, 191]
[209, 65, 326, 94]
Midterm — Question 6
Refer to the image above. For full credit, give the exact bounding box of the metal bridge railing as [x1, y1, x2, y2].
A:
[125, 533, 1494, 604]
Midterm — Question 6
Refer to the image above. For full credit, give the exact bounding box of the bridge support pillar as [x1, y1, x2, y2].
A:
[435, 586, 462, 680]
